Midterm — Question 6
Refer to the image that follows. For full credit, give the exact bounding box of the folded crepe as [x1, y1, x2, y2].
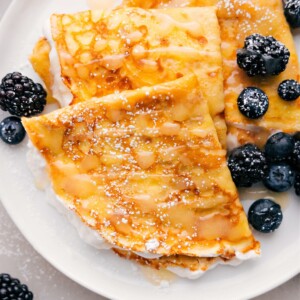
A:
[123, 0, 300, 147]
[23, 75, 259, 275]
[30, 6, 226, 146]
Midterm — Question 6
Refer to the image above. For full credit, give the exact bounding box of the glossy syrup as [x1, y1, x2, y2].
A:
[140, 266, 176, 286]
[239, 184, 291, 210]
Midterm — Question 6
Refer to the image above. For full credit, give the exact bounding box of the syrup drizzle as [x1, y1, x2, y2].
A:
[239, 184, 291, 210]
[140, 265, 176, 286]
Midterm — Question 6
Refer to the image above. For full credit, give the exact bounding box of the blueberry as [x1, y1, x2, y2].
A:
[295, 172, 300, 196]
[228, 144, 267, 187]
[284, 0, 300, 28]
[292, 140, 300, 170]
[248, 199, 283, 233]
[237, 87, 269, 119]
[264, 132, 295, 162]
[0, 116, 26, 145]
[278, 79, 300, 101]
[294, 131, 300, 141]
[263, 163, 295, 192]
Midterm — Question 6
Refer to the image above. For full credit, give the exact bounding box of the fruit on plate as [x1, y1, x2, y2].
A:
[228, 144, 267, 187]
[295, 173, 300, 196]
[248, 199, 283, 233]
[237, 34, 290, 76]
[0, 72, 46, 117]
[284, 0, 300, 28]
[292, 139, 300, 170]
[263, 163, 295, 192]
[237, 87, 269, 119]
[264, 132, 295, 162]
[0, 116, 26, 145]
[278, 79, 300, 101]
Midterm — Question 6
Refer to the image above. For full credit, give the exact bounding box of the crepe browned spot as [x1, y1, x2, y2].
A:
[123, 0, 300, 145]
[23, 75, 259, 272]
[30, 7, 227, 146]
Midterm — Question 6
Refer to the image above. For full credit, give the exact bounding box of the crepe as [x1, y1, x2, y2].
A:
[123, 0, 300, 147]
[23, 75, 259, 273]
[30, 7, 226, 146]
[113, 248, 224, 273]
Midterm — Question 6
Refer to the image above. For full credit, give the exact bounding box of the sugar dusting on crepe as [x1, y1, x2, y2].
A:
[26, 141, 259, 279]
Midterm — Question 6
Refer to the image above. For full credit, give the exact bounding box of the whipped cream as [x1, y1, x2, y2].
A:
[226, 132, 240, 152]
[43, 20, 73, 107]
[168, 250, 259, 279]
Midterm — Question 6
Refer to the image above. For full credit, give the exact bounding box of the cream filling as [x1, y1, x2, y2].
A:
[26, 142, 260, 278]
[43, 20, 73, 107]
[167, 250, 258, 279]
[226, 132, 240, 152]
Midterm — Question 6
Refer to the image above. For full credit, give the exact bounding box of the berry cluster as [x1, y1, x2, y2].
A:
[0, 273, 33, 300]
[284, 0, 300, 28]
[237, 34, 290, 77]
[0, 72, 47, 145]
[236, 35, 299, 120]
[228, 132, 300, 233]
[228, 132, 300, 193]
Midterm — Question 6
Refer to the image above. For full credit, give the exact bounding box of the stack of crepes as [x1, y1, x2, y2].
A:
[23, 0, 299, 277]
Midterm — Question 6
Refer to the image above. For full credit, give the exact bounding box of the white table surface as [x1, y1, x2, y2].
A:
[0, 0, 299, 299]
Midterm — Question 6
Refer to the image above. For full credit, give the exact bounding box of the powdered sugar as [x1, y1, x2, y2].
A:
[145, 239, 160, 251]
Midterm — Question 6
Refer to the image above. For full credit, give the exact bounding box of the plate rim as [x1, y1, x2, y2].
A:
[0, 0, 299, 299]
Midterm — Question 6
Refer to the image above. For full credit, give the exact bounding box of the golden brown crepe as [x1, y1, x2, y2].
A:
[23, 75, 259, 271]
[29, 38, 56, 103]
[30, 6, 227, 146]
[113, 248, 224, 273]
[123, 0, 300, 146]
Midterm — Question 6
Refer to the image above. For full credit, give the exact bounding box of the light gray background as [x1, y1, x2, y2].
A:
[0, 0, 299, 299]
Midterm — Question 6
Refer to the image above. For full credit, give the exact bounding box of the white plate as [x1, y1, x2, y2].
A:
[0, 0, 299, 299]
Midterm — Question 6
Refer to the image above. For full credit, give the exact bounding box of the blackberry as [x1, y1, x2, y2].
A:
[265, 132, 295, 162]
[292, 140, 300, 170]
[294, 131, 300, 141]
[0, 273, 33, 300]
[237, 34, 290, 76]
[237, 87, 269, 119]
[278, 79, 300, 101]
[0, 72, 46, 117]
[295, 173, 300, 196]
[248, 199, 283, 233]
[263, 163, 295, 192]
[0, 116, 26, 145]
[284, 0, 300, 28]
[228, 144, 267, 187]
